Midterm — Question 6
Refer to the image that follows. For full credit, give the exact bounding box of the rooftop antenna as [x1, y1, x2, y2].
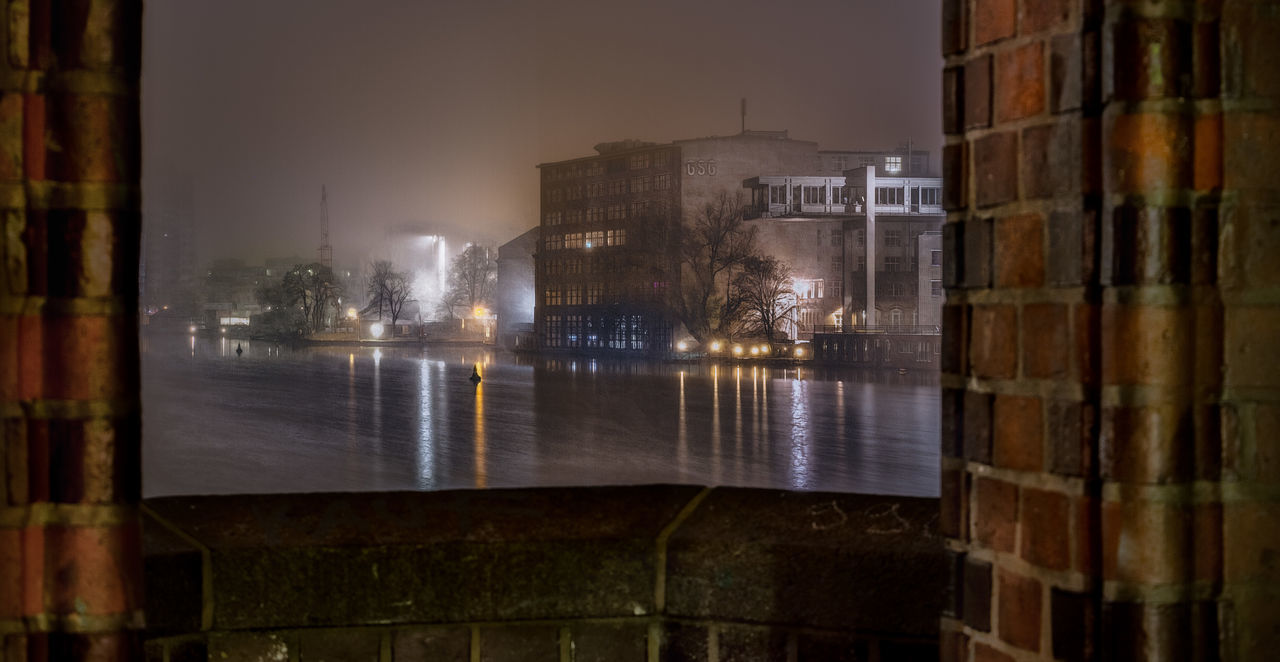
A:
[318, 185, 332, 268]
[741, 98, 747, 134]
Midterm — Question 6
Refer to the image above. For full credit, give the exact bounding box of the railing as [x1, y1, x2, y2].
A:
[812, 324, 941, 335]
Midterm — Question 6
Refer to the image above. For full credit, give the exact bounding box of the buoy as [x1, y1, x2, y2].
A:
[235, 343, 243, 357]
[469, 364, 482, 384]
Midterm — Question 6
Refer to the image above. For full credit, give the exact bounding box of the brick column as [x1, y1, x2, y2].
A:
[940, 0, 1277, 660]
[0, 1, 143, 659]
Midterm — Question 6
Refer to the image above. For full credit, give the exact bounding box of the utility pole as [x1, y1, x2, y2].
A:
[318, 185, 332, 268]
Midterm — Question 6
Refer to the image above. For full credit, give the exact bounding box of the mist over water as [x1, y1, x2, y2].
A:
[142, 335, 939, 497]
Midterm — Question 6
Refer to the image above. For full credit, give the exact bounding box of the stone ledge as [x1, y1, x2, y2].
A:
[142, 486, 943, 639]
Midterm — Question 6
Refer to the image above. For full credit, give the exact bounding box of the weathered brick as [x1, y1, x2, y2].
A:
[974, 132, 1018, 208]
[1050, 33, 1083, 113]
[974, 477, 1018, 553]
[299, 628, 381, 661]
[964, 558, 993, 632]
[718, 625, 788, 662]
[1101, 304, 1192, 386]
[943, 141, 968, 211]
[1110, 19, 1192, 101]
[1105, 112, 1194, 194]
[1223, 2, 1280, 99]
[997, 568, 1042, 652]
[1224, 501, 1280, 584]
[996, 42, 1045, 122]
[1102, 500, 1191, 584]
[1023, 0, 1072, 35]
[1020, 487, 1071, 570]
[1047, 210, 1084, 286]
[940, 468, 966, 538]
[1046, 399, 1090, 476]
[1219, 201, 1280, 293]
[572, 623, 647, 662]
[45, 93, 139, 183]
[963, 216, 992, 288]
[943, 222, 964, 289]
[944, 66, 963, 135]
[795, 632, 868, 662]
[942, 305, 967, 375]
[209, 632, 291, 662]
[1224, 112, 1280, 193]
[994, 395, 1043, 471]
[1102, 602, 1218, 661]
[1022, 303, 1068, 378]
[663, 622, 709, 662]
[970, 305, 1017, 379]
[941, 630, 968, 662]
[1194, 503, 1223, 584]
[479, 626, 559, 662]
[1074, 302, 1099, 386]
[994, 214, 1044, 288]
[1051, 588, 1093, 662]
[1194, 113, 1222, 191]
[45, 523, 142, 616]
[946, 549, 966, 617]
[965, 55, 992, 130]
[1105, 205, 1191, 285]
[1022, 120, 1081, 199]
[942, 0, 968, 56]
[0, 93, 23, 181]
[392, 627, 470, 662]
[975, 0, 1016, 46]
[0, 528, 19, 618]
[1191, 20, 1220, 99]
[964, 390, 994, 464]
[1100, 404, 1192, 484]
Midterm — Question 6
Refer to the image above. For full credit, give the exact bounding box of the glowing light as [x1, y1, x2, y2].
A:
[220, 327, 226, 334]
[473, 306, 489, 318]
[760, 344, 770, 354]
[710, 341, 722, 352]
[750, 346, 760, 356]
[370, 323, 385, 338]
[189, 325, 196, 333]
[676, 341, 688, 351]
[346, 307, 357, 319]
[794, 346, 805, 357]
[732, 344, 744, 356]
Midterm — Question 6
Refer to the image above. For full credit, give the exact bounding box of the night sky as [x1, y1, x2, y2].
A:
[142, 0, 942, 266]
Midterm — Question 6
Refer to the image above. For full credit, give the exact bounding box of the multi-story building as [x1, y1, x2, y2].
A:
[535, 132, 820, 353]
[496, 226, 539, 349]
[742, 165, 944, 331]
[535, 132, 942, 354]
[818, 144, 934, 177]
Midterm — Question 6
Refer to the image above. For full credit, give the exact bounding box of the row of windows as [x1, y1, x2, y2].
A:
[545, 201, 662, 226]
[795, 279, 842, 300]
[545, 283, 607, 306]
[874, 186, 943, 206]
[544, 314, 668, 351]
[768, 185, 855, 205]
[544, 229, 627, 251]
[544, 173, 673, 205]
[543, 152, 671, 183]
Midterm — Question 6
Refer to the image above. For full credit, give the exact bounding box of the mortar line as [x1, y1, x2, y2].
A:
[140, 502, 214, 631]
[654, 486, 714, 613]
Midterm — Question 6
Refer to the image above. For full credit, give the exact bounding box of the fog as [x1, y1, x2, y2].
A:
[142, 0, 941, 268]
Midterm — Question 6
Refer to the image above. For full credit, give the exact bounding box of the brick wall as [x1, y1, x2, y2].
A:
[941, 0, 1278, 660]
[0, 1, 144, 659]
[140, 487, 944, 662]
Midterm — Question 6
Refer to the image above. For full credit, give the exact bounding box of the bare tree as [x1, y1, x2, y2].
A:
[386, 272, 413, 328]
[733, 255, 796, 344]
[439, 244, 496, 319]
[670, 191, 759, 342]
[282, 263, 341, 335]
[362, 260, 395, 321]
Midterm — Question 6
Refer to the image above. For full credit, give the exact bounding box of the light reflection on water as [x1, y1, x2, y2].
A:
[142, 335, 940, 497]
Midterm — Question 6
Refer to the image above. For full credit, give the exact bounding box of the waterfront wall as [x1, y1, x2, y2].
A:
[142, 486, 945, 661]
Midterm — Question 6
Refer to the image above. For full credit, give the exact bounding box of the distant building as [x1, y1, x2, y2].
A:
[496, 226, 539, 349]
[818, 143, 934, 177]
[535, 131, 821, 354]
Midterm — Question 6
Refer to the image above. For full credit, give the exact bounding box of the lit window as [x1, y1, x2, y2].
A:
[885, 155, 902, 173]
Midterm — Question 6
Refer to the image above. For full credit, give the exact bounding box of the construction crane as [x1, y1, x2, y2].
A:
[318, 185, 332, 268]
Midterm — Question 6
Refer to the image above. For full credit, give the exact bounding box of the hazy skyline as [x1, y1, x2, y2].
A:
[142, 0, 942, 265]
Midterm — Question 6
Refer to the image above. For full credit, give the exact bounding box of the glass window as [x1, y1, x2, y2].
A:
[885, 256, 902, 272]
[931, 249, 942, 266]
[931, 280, 942, 297]
[885, 230, 902, 247]
[885, 155, 902, 173]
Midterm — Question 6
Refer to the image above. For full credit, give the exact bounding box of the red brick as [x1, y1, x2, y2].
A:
[943, 141, 969, 211]
[971, 305, 1017, 379]
[975, 0, 1016, 46]
[1224, 2, 1280, 99]
[994, 394, 1043, 471]
[46, 94, 138, 183]
[43, 315, 129, 400]
[1224, 112, 1280, 193]
[22, 525, 42, 615]
[1076, 495, 1098, 576]
[18, 314, 42, 400]
[1107, 205, 1192, 285]
[943, 0, 968, 56]
[994, 214, 1043, 287]
[22, 93, 44, 181]
[965, 55, 992, 130]
[0, 528, 19, 618]
[1101, 304, 1192, 386]
[996, 42, 1045, 122]
[974, 642, 1015, 662]
[0, 315, 17, 401]
[46, 523, 142, 616]
[1102, 500, 1191, 585]
[997, 568, 1042, 652]
[1106, 112, 1193, 194]
[940, 468, 966, 538]
[975, 477, 1018, 553]
[1194, 503, 1223, 584]
[1020, 488, 1071, 570]
[1224, 501, 1280, 584]
[1074, 303, 1098, 386]
[1022, 0, 1072, 35]
[941, 630, 968, 662]
[974, 131, 1018, 208]
[943, 66, 963, 135]
[1191, 21, 1220, 99]
[1111, 19, 1191, 101]
[1100, 404, 1192, 483]
[1194, 113, 1222, 191]
[1022, 303, 1068, 378]
[0, 93, 23, 181]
